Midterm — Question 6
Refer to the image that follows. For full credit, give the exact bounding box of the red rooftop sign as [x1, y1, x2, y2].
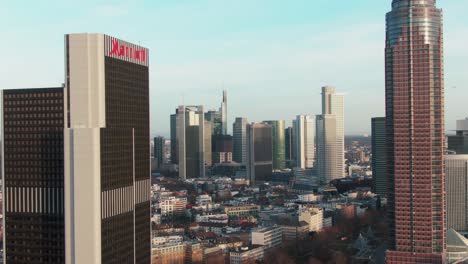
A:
[105, 35, 149, 66]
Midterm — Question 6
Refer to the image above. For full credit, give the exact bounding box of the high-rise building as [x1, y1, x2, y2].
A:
[2, 88, 66, 263]
[293, 115, 314, 169]
[246, 123, 273, 184]
[64, 33, 151, 263]
[371, 117, 387, 196]
[221, 90, 228, 135]
[285, 127, 293, 165]
[204, 110, 222, 136]
[233, 117, 248, 164]
[385, 1, 445, 263]
[154, 136, 165, 168]
[448, 118, 468, 154]
[316, 86, 344, 184]
[170, 114, 177, 164]
[445, 155, 468, 233]
[212, 134, 233, 165]
[263, 120, 286, 170]
[2, 33, 152, 264]
[175, 105, 209, 179]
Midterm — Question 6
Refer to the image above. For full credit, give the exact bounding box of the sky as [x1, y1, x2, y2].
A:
[1, 0, 467, 137]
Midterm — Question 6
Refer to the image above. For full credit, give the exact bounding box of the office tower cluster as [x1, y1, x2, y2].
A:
[165, 85, 346, 186]
[170, 91, 232, 179]
[2, 34, 151, 263]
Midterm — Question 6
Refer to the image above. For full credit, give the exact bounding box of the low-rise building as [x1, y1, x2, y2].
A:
[299, 207, 323, 232]
[280, 221, 309, 241]
[159, 196, 187, 217]
[152, 242, 186, 264]
[224, 205, 260, 218]
[251, 225, 282, 250]
[230, 246, 265, 264]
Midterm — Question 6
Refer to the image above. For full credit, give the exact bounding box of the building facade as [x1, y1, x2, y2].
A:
[448, 118, 468, 154]
[2, 88, 66, 263]
[233, 117, 248, 164]
[251, 226, 283, 250]
[316, 86, 344, 185]
[246, 123, 273, 184]
[2, 33, 152, 264]
[64, 33, 151, 263]
[371, 117, 387, 196]
[385, 1, 446, 263]
[154, 136, 165, 169]
[285, 127, 293, 166]
[293, 115, 314, 169]
[263, 120, 286, 170]
[445, 155, 468, 232]
[175, 106, 209, 179]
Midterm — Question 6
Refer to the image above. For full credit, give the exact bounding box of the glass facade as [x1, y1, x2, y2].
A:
[264, 120, 286, 170]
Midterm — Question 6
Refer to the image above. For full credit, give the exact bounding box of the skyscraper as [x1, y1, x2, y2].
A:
[316, 86, 344, 184]
[263, 120, 286, 170]
[221, 90, 228, 135]
[175, 105, 208, 179]
[233, 117, 248, 164]
[2, 33, 152, 264]
[170, 114, 178, 164]
[2, 88, 66, 263]
[445, 155, 468, 233]
[448, 118, 468, 154]
[64, 33, 151, 263]
[385, 1, 445, 263]
[371, 117, 387, 196]
[154, 136, 165, 168]
[285, 127, 293, 165]
[246, 123, 273, 184]
[293, 115, 314, 169]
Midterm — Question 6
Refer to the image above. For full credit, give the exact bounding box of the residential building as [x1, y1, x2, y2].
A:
[233, 117, 248, 164]
[445, 155, 468, 232]
[230, 246, 264, 264]
[251, 226, 283, 250]
[280, 221, 309, 241]
[299, 207, 324, 232]
[316, 86, 345, 185]
[385, 1, 446, 263]
[246, 123, 273, 184]
[224, 205, 260, 218]
[371, 117, 387, 196]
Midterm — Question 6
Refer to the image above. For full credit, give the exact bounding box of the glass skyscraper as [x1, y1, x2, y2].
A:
[264, 120, 286, 170]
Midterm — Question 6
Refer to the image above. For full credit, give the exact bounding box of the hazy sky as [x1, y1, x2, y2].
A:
[1, 0, 467, 137]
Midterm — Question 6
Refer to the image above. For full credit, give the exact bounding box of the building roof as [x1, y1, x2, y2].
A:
[447, 229, 468, 249]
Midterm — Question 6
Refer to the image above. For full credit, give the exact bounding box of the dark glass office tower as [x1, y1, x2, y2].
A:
[371, 117, 387, 196]
[246, 123, 273, 184]
[385, 1, 445, 263]
[2, 88, 65, 263]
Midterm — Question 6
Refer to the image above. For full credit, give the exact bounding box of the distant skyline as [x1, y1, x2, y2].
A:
[1, 0, 467, 137]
